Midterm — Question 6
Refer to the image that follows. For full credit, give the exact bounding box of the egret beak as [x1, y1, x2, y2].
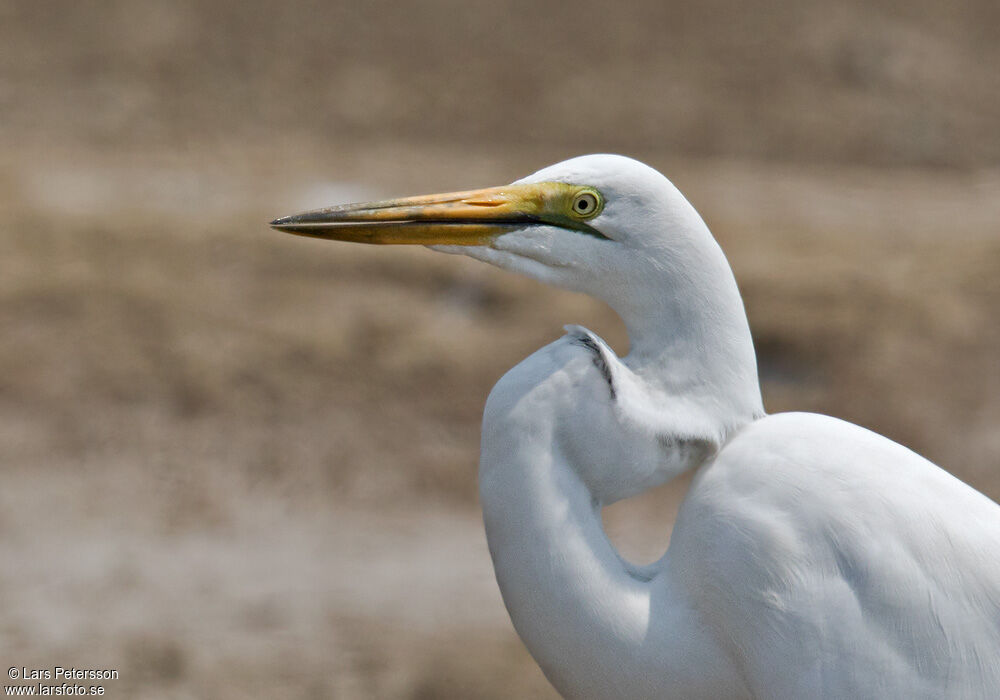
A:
[269, 182, 606, 245]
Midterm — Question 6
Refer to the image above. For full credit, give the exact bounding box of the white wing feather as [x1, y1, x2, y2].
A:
[672, 412, 1000, 698]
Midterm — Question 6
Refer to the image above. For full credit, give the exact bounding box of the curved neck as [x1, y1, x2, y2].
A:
[477, 190, 758, 697]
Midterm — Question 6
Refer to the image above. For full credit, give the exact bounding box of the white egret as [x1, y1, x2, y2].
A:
[271, 155, 1000, 699]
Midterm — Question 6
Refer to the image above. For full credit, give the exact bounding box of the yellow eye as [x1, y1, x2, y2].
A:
[570, 191, 601, 219]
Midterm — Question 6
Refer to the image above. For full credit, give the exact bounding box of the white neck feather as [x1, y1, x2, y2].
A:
[479, 248, 757, 696]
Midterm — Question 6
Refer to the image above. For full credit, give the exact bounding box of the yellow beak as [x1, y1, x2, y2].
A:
[270, 182, 605, 245]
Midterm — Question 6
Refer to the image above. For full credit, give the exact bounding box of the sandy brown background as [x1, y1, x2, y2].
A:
[2, 1, 999, 697]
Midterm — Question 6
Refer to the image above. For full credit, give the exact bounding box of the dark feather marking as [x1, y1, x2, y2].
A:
[571, 333, 617, 400]
[658, 435, 716, 463]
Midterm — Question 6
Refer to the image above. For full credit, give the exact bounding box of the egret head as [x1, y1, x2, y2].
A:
[272, 154, 763, 437]
[270, 155, 719, 320]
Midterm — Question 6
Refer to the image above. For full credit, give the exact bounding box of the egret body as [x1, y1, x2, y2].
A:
[272, 155, 1000, 699]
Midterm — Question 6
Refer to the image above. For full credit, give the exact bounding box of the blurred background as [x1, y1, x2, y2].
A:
[2, 1, 999, 697]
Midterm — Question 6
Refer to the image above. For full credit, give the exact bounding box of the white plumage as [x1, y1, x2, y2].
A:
[273, 154, 1000, 699]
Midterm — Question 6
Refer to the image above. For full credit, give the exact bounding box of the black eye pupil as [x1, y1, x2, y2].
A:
[572, 193, 598, 216]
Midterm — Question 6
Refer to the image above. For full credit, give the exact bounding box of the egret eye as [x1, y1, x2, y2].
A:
[570, 191, 601, 219]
